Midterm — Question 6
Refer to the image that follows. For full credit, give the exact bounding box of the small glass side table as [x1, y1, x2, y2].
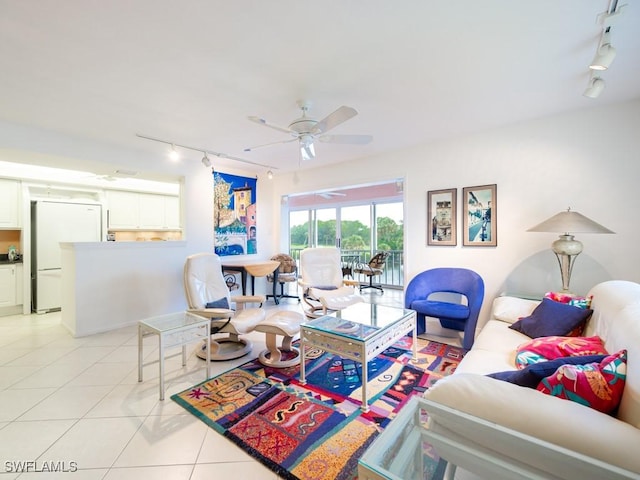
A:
[358, 395, 448, 480]
[138, 311, 211, 400]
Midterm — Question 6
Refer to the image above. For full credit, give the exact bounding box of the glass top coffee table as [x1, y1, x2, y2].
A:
[300, 303, 417, 412]
[358, 395, 449, 480]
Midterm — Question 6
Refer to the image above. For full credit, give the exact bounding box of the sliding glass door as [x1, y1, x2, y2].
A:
[288, 201, 403, 287]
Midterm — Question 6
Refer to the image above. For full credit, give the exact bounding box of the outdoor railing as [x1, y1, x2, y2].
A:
[290, 248, 404, 289]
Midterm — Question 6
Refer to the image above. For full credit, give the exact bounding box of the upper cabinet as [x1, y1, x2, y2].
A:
[107, 190, 181, 231]
[0, 179, 21, 228]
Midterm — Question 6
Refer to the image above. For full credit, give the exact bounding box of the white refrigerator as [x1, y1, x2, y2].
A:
[31, 200, 102, 313]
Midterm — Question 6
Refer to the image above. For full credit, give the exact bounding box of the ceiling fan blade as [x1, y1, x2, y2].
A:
[312, 106, 358, 134]
[300, 142, 315, 161]
[318, 191, 347, 199]
[248, 116, 294, 134]
[318, 134, 373, 145]
[244, 137, 297, 152]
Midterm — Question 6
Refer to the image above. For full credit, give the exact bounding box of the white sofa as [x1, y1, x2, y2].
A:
[421, 280, 640, 479]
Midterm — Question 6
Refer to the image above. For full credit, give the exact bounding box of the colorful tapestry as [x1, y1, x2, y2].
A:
[172, 338, 466, 480]
[213, 171, 258, 255]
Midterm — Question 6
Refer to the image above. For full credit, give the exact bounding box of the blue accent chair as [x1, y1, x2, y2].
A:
[404, 268, 485, 350]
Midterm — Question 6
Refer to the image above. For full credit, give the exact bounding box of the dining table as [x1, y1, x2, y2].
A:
[220, 259, 280, 296]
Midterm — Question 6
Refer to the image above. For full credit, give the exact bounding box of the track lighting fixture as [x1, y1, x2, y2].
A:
[589, 30, 616, 71]
[267, 170, 273, 180]
[583, 76, 605, 99]
[135, 133, 278, 172]
[582, 1, 625, 99]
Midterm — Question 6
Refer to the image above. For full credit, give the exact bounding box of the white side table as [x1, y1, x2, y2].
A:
[138, 312, 211, 400]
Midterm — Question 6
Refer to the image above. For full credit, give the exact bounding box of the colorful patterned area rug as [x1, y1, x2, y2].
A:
[171, 337, 466, 480]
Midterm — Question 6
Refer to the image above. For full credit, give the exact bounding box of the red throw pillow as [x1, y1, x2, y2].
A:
[515, 335, 608, 369]
[536, 350, 627, 414]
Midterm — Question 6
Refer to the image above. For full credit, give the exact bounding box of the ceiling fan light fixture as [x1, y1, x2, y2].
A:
[301, 141, 315, 161]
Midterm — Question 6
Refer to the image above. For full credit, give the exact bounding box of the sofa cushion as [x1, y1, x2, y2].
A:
[490, 296, 540, 324]
[488, 354, 608, 388]
[515, 335, 608, 369]
[424, 373, 640, 472]
[509, 298, 593, 338]
[537, 349, 627, 414]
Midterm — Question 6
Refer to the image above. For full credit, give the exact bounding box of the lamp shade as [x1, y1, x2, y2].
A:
[527, 208, 614, 235]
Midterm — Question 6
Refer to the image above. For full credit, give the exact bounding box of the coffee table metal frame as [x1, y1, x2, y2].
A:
[138, 311, 211, 400]
[300, 304, 417, 412]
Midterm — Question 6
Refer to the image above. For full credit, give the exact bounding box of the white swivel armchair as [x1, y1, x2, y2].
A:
[298, 247, 364, 318]
[184, 253, 266, 360]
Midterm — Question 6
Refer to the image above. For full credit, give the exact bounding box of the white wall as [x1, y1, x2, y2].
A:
[269, 100, 640, 324]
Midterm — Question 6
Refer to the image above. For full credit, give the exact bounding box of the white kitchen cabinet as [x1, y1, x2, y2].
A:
[0, 264, 17, 307]
[16, 264, 23, 305]
[106, 190, 139, 229]
[138, 193, 165, 229]
[0, 179, 21, 228]
[163, 195, 181, 229]
[107, 190, 180, 230]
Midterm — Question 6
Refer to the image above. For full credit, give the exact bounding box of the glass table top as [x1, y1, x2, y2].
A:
[303, 303, 414, 342]
[139, 311, 208, 332]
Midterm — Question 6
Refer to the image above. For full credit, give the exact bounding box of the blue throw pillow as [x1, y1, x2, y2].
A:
[508, 297, 593, 338]
[488, 354, 607, 388]
[205, 297, 230, 309]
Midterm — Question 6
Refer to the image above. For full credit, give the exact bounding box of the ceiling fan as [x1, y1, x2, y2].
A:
[245, 101, 373, 161]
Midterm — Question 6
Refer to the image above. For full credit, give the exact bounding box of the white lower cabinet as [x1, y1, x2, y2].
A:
[0, 264, 18, 307]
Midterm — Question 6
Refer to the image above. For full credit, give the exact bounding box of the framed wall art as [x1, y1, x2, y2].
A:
[213, 171, 258, 255]
[427, 188, 457, 246]
[462, 184, 497, 247]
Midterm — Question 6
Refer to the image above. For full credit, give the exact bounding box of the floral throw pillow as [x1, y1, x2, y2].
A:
[544, 291, 593, 309]
[537, 350, 627, 414]
[515, 335, 608, 369]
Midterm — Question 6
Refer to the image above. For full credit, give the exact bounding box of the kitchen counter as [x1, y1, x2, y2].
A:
[59, 241, 189, 337]
[0, 255, 22, 264]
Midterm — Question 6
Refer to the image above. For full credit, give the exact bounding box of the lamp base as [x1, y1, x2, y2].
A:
[551, 234, 583, 293]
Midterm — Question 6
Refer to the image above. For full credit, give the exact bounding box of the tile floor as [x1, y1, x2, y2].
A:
[0, 288, 480, 479]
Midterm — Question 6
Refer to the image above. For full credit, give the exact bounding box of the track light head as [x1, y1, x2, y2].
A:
[590, 31, 616, 70]
[169, 144, 180, 161]
[267, 170, 273, 180]
[202, 153, 211, 167]
[583, 77, 605, 98]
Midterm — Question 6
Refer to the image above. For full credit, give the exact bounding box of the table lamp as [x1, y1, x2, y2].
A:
[527, 208, 614, 293]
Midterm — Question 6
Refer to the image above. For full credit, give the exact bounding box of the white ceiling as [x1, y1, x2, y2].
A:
[1, 1, 639, 178]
